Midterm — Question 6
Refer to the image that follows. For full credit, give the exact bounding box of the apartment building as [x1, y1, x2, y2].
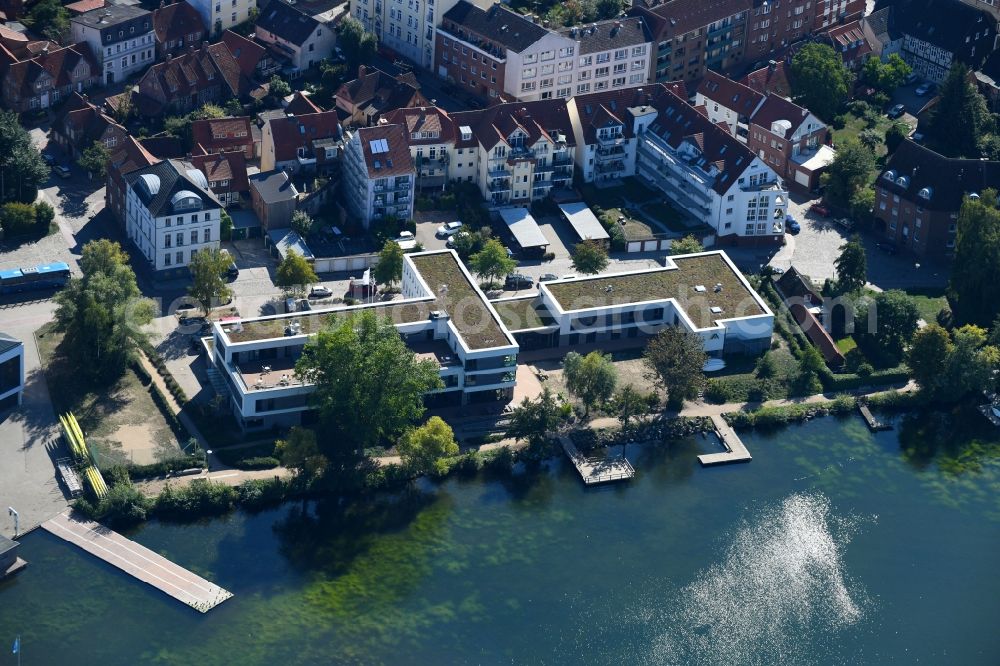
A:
[696, 69, 830, 189]
[382, 105, 457, 190]
[814, 0, 865, 32]
[190, 151, 249, 207]
[187, 0, 258, 36]
[342, 123, 416, 225]
[567, 82, 686, 184]
[558, 18, 653, 99]
[151, 0, 205, 58]
[636, 88, 788, 245]
[125, 159, 223, 275]
[0, 42, 100, 112]
[135, 42, 243, 115]
[746, 0, 817, 63]
[51, 92, 128, 160]
[70, 5, 155, 85]
[255, 0, 335, 72]
[106, 135, 158, 226]
[885, 0, 995, 83]
[875, 140, 1000, 259]
[190, 116, 255, 158]
[334, 66, 428, 126]
[260, 110, 342, 173]
[351, 0, 462, 70]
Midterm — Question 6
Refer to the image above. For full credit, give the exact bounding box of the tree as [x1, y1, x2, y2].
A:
[795, 345, 826, 393]
[860, 53, 911, 93]
[77, 141, 111, 179]
[506, 386, 562, 450]
[669, 235, 704, 255]
[822, 140, 875, 206]
[187, 247, 232, 315]
[885, 121, 908, 154]
[25, 0, 69, 41]
[398, 416, 459, 474]
[834, 235, 867, 293]
[275, 249, 319, 296]
[220, 208, 233, 241]
[593, 0, 623, 19]
[53, 240, 155, 381]
[374, 239, 404, 290]
[295, 311, 442, 479]
[451, 227, 491, 259]
[612, 384, 644, 436]
[337, 17, 377, 71]
[643, 327, 706, 408]
[858, 128, 882, 151]
[224, 99, 244, 116]
[927, 62, 991, 158]
[0, 202, 36, 236]
[939, 325, 993, 398]
[190, 103, 226, 121]
[571, 239, 609, 274]
[274, 427, 326, 479]
[858, 290, 919, 366]
[562, 351, 617, 417]
[907, 323, 952, 394]
[790, 43, 852, 121]
[35, 201, 54, 229]
[849, 186, 876, 227]
[290, 209, 314, 238]
[470, 238, 517, 287]
[0, 110, 48, 204]
[268, 75, 292, 100]
[949, 191, 1000, 327]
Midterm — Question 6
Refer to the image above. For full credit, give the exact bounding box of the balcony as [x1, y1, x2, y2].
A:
[596, 160, 626, 174]
[596, 145, 626, 159]
[488, 167, 511, 179]
[552, 155, 573, 167]
[489, 178, 512, 192]
[597, 131, 625, 147]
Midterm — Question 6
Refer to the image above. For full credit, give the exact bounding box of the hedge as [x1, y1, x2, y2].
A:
[103, 454, 206, 481]
[234, 456, 280, 470]
[724, 396, 856, 429]
[148, 382, 189, 442]
[139, 341, 188, 405]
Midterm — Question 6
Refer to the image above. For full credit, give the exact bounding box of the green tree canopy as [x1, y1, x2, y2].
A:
[268, 75, 292, 99]
[611, 384, 645, 434]
[790, 43, 852, 121]
[470, 238, 517, 287]
[374, 240, 404, 289]
[398, 416, 459, 474]
[669, 235, 704, 255]
[939, 325, 995, 398]
[275, 249, 319, 295]
[860, 54, 911, 93]
[928, 62, 992, 158]
[857, 290, 919, 366]
[295, 311, 442, 481]
[906, 323, 952, 395]
[571, 239, 609, 274]
[506, 386, 562, 451]
[949, 190, 1000, 327]
[25, 0, 69, 41]
[822, 140, 875, 206]
[337, 17, 377, 71]
[187, 247, 232, 315]
[274, 427, 327, 480]
[884, 121, 908, 154]
[77, 141, 111, 179]
[562, 350, 617, 417]
[290, 210, 314, 238]
[834, 235, 867, 293]
[0, 202, 37, 236]
[54, 240, 155, 381]
[0, 110, 49, 204]
[643, 327, 706, 408]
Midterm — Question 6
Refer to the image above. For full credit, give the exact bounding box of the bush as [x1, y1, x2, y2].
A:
[0, 202, 37, 236]
[236, 477, 291, 511]
[153, 479, 237, 520]
[35, 201, 55, 227]
[831, 114, 847, 130]
[542, 251, 556, 262]
[856, 362, 874, 379]
[98, 482, 151, 528]
[482, 446, 515, 474]
[235, 456, 280, 470]
[131, 359, 151, 385]
[107, 453, 205, 480]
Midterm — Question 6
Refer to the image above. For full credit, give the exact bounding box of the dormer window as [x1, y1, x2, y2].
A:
[882, 169, 896, 181]
[918, 187, 932, 200]
[895, 175, 909, 188]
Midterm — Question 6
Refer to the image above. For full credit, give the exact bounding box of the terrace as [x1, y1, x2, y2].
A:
[544, 253, 764, 329]
[236, 358, 305, 392]
[492, 297, 557, 332]
[409, 339, 462, 368]
[223, 300, 432, 344]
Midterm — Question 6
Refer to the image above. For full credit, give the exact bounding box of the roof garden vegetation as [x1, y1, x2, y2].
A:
[492, 297, 555, 331]
[545, 253, 764, 329]
[225, 301, 431, 343]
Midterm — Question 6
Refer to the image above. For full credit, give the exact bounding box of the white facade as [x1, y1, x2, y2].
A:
[352, 0, 462, 69]
[70, 12, 155, 84]
[0, 337, 24, 409]
[569, 101, 658, 185]
[566, 42, 652, 100]
[255, 16, 335, 70]
[342, 131, 416, 226]
[503, 31, 579, 102]
[187, 0, 258, 36]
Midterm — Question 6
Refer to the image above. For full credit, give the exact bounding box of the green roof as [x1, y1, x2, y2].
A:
[492, 297, 555, 331]
[544, 253, 764, 329]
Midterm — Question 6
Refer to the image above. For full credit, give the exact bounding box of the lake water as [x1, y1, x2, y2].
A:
[1, 410, 998, 665]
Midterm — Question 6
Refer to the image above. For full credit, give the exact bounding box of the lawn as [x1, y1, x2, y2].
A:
[903, 287, 948, 323]
[831, 112, 893, 160]
[36, 323, 182, 466]
[835, 336, 858, 355]
[643, 201, 689, 233]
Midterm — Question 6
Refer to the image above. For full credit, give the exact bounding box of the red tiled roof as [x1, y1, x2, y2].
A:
[335, 66, 427, 117]
[382, 106, 456, 144]
[3, 42, 98, 100]
[65, 0, 105, 14]
[750, 94, 812, 138]
[356, 124, 414, 178]
[152, 1, 204, 48]
[191, 151, 250, 193]
[450, 98, 576, 152]
[219, 29, 266, 80]
[741, 61, 792, 98]
[268, 110, 341, 162]
[139, 42, 244, 107]
[190, 116, 253, 152]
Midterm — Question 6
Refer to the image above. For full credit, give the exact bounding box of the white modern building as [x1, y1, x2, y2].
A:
[187, 0, 258, 36]
[124, 160, 223, 275]
[342, 124, 416, 226]
[70, 5, 155, 85]
[351, 0, 462, 70]
[0, 332, 24, 411]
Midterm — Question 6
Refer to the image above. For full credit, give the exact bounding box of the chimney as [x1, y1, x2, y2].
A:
[166, 53, 172, 62]
[768, 59, 777, 71]
[358, 64, 367, 78]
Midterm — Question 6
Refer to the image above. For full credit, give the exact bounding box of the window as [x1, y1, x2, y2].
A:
[541, 64, 554, 75]
[576, 83, 591, 94]
[190, 230, 198, 244]
[596, 66, 609, 77]
[203, 229, 211, 242]
[176, 232, 183, 246]
[176, 251, 183, 264]
[521, 81, 536, 92]
[164, 253, 171, 266]
[612, 76, 625, 87]
[632, 46, 646, 56]
[579, 55, 592, 67]
[540, 50, 554, 61]
[596, 53, 609, 64]
[614, 63, 626, 73]
[164, 234, 172, 248]
[522, 67, 536, 78]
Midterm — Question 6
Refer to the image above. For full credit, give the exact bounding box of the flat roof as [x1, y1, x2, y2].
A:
[223, 251, 513, 350]
[497, 207, 548, 249]
[267, 229, 314, 261]
[544, 252, 766, 329]
[559, 202, 610, 242]
[492, 296, 556, 331]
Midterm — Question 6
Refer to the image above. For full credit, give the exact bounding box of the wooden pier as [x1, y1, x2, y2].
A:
[41, 510, 232, 613]
[560, 437, 635, 485]
[698, 415, 753, 466]
[858, 402, 892, 431]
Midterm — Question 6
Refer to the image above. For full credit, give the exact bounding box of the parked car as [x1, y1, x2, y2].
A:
[915, 83, 934, 96]
[395, 230, 418, 251]
[504, 273, 534, 290]
[539, 273, 559, 282]
[285, 297, 296, 313]
[835, 217, 856, 232]
[905, 72, 920, 85]
[297, 299, 312, 312]
[876, 241, 898, 255]
[808, 203, 830, 217]
[436, 221, 464, 237]
[41, 152, 56, 166]
[887, 104, 906, 119]
[220, 248, 238, 280]
[445, 231, 468, 248]
[785, 214, 801, 234]
[309, 285, 333, 298]
[53, 164, 71, 178]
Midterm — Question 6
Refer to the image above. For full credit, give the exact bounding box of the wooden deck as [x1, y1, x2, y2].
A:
[858, 403, 892, 431]
[698, 415, 753, 466]
[560, 437, 635, 485]
[41, 510, 232, 613]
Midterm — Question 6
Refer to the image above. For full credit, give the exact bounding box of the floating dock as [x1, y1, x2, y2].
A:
[41, 510, 232, 613]
[858, 402, 892, 431]
[560, 437, 635, 485]
[698, 415, 753, 466]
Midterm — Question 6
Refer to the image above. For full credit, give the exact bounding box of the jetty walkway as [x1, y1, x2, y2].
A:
[41, 510, 232, 612]
[697, 415, 753, 466]
[560, 437, 634, 485]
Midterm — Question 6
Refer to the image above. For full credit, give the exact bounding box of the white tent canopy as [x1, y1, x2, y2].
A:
[559, 202, 610, 242]
[498, 207, 549, 249]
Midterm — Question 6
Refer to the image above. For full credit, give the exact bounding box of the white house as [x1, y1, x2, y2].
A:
[70, 5, 155, 85]
[124, 160, 223, 275]
[0, 332, 24, 411]
[342, 124, 416, 226]
[352, 0, 463, 70]
[187, 0, 258, 37]
[255, 0, 336, 72]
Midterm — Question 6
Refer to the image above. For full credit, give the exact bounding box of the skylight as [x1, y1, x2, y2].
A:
[369, 138, 389, 154]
